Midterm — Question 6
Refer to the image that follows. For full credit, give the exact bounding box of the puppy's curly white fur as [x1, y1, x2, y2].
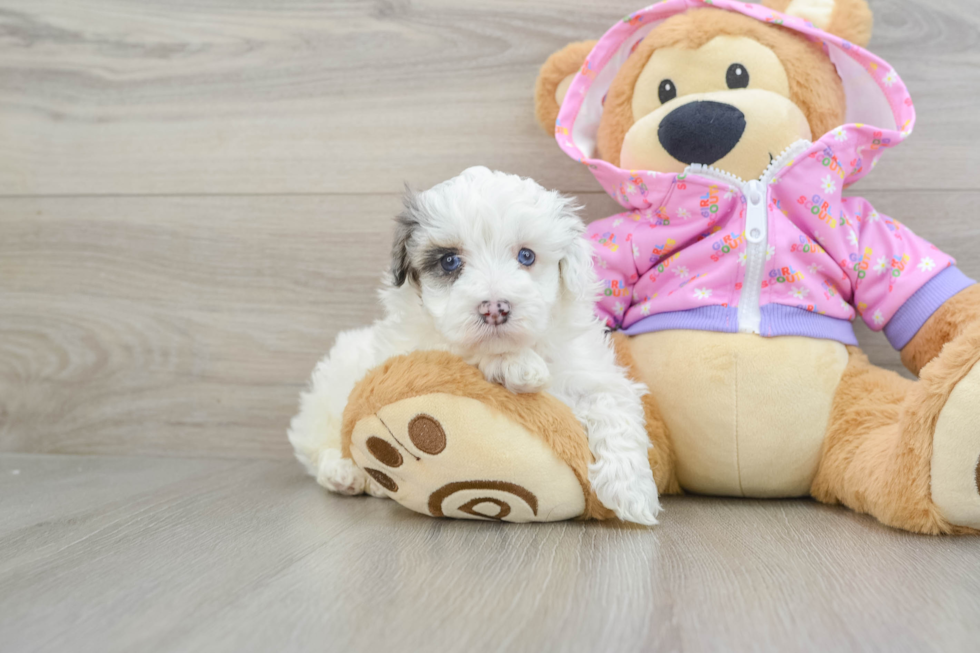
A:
[288, 167, 661, 524]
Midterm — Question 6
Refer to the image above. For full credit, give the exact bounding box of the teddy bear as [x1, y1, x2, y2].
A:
[325, 0, 980, 534]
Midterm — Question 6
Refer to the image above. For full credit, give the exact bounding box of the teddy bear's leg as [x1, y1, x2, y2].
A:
[340, 348, 679, 522]
[811, 344, 980, 534]
[608, 332, 682, 496]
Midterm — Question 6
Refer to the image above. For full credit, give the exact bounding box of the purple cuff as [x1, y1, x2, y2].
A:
[883, 266, 976, 350]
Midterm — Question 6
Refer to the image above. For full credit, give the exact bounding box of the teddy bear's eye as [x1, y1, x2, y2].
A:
[658, 79, 677, 105]
[726, 63, 749, 89]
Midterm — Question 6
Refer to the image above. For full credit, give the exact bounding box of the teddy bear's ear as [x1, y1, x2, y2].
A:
[762, 0, 873, 47]
[534, 41, 597, 133]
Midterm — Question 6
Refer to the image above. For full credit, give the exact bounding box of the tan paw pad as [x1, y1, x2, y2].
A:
[348, 393, 585, 523]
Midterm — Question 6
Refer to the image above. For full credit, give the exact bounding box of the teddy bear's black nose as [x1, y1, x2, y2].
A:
[658, 101, 746, 167]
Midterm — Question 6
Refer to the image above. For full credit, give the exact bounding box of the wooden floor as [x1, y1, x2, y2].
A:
[2, 0, 980, 651]
[2, 453, 979, 653]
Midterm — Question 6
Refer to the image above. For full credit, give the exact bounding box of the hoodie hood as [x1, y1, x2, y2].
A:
[555, 0, 915, 210]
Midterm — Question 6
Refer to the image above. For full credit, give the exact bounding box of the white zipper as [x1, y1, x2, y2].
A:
[737, 179, 768, 334]
[688, 139, 812, 335]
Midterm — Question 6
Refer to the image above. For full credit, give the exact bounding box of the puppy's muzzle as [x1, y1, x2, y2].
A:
[479, 300, 511, 326]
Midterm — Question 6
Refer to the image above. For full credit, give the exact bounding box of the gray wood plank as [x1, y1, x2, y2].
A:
[1, 453, 978, 653]
[0, 453, 240, 534]
[0, 194, 397, 458]
[2, 190, 976, 457]
[0, 0, 977, 196]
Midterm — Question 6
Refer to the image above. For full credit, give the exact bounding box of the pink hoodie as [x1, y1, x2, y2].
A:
[557, 0, 973, 347]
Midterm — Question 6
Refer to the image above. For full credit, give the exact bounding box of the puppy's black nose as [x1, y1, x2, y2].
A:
[658, 101, 746, 166]
[479, 300, 511, 326]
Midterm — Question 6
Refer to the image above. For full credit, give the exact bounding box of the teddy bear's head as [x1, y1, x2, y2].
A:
[536, 0, 874, 182]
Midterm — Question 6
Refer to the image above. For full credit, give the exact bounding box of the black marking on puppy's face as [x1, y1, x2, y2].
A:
[392, 187, 422, 287]
[420, 246, 464, 284]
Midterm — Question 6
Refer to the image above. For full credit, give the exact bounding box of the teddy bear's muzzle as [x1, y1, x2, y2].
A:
[657, 100, 746, 167]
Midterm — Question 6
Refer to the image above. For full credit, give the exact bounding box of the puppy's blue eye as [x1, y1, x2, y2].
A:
[517, 248, 535, 267]
[440, 254, 461, 272]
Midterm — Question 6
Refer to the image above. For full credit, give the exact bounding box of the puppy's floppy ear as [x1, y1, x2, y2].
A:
[535, 40, 597, 133]
[392, 187, 421, 287]
[559, 231, 596, 300]
[762, 0, 873, 47]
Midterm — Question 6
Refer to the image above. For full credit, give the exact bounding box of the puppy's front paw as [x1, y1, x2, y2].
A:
[502, 353, 551, 394]
[480, 351, 551, 394]
[589, 459, 661, 526]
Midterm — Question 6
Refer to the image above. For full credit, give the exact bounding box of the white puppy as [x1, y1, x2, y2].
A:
[288, 167, 661, 524]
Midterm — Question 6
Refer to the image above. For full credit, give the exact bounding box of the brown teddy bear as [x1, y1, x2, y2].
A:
[331, 0, 980, 534]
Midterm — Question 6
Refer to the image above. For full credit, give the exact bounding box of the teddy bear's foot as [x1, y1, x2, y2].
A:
[348, 392, 587, 522]
[814, 342, 980, 534]
[931, 361, 980, 530]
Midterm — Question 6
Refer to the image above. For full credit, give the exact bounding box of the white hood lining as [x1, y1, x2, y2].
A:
[827, 44, 897, 131]
[571, 22, 660, 160]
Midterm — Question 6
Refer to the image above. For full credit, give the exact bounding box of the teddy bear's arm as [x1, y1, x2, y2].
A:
[821, 197, 972, 366]
[900, 284, 980, 376]
[534, 41, 597, 133]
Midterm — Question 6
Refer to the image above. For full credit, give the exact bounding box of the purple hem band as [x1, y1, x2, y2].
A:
[623, 305, 738, 336]
[883, 266, 975, 350]
[759, 304, 858, 345]
[621, 304, 857, 344]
